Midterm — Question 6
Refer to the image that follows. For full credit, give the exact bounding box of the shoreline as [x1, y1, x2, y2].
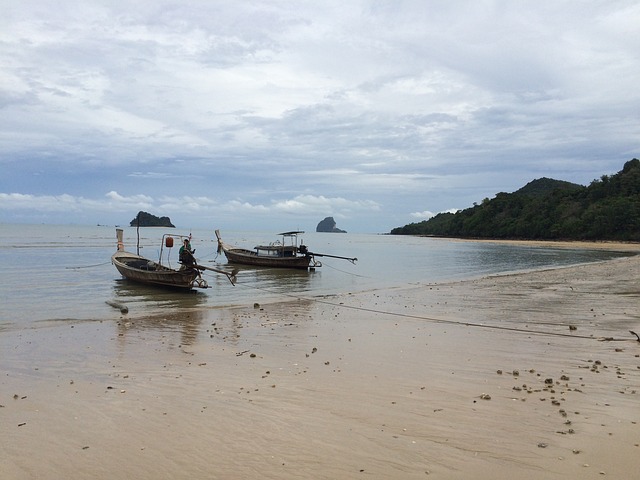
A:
[2, 255, 639, 479]
[422, 236, 640, 252]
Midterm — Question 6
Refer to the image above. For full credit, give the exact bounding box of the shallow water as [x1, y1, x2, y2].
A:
[0, 224, 631, 330]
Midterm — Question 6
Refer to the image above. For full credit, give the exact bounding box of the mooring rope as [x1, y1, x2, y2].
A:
[215, 276, 634, 343]
[66, 261, 112, 269]
[320, 261, 370, 278]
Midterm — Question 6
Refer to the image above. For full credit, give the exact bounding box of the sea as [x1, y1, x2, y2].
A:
[0, 223, 633, 332]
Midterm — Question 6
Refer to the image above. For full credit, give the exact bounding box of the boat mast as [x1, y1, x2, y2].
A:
[116, 228, 124, 251]
[136, 212, 140, 255]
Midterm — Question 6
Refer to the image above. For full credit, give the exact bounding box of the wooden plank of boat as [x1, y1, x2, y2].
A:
[112, 228, 237, 289]
[112, 250, 201, 289]
[215, 230, 311, 269]
[222, 247, 312, 269]
[215, 229, 357, 270]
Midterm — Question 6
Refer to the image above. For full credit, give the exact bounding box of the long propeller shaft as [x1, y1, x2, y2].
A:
[308, 252, 358, 264]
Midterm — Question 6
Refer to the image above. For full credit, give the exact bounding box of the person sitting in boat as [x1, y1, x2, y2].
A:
[179, 238, 196, 266]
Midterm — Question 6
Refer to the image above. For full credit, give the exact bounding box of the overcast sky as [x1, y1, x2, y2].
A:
[1, 1, 638, 233]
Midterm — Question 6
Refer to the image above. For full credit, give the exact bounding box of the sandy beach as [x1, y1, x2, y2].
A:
[2, 250, 639, 479]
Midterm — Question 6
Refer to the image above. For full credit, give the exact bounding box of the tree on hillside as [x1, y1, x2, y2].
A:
[390, 159, 640, 241]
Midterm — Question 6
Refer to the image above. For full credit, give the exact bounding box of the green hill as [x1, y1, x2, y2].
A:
[513, 177, 582, 198]
[390, 159, 640, 241]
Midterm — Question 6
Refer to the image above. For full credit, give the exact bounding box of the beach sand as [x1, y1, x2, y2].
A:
[2, 251, 639, 479]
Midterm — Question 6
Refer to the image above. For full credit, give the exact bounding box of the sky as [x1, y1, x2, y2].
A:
[1, 1, 639, 233]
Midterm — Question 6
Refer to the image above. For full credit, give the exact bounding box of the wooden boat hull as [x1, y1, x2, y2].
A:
[222, 247, 312, 269]
[112, 250, 201, 289]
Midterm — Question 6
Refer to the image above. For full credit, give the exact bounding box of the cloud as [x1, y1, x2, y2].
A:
[270, 194, 379, 215]
[0, 190, 379, 227]
[0, 193, 86, 212]
[1, 1, 639, 232]
[410, 208, 460, 220]
[410, 210, 435, 220]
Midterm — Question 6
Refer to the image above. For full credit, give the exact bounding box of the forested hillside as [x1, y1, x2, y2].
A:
[391, 159, 640, 241]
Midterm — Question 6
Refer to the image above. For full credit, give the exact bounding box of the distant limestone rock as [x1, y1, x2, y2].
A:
[130, 211, 175, 227]
[316, 217, 346, 233]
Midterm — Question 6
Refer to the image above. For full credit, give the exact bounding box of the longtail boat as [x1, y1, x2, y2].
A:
[112, 229, 236, 289]
[215, 230, 357, 270]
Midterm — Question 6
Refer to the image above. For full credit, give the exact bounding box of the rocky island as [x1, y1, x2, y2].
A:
[316, 217, 346, 233]
[130, 211, 175, 227]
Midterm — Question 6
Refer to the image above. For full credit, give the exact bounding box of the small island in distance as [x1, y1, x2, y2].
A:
[130, 211, 175, 228]
[316, 217, 347, 233]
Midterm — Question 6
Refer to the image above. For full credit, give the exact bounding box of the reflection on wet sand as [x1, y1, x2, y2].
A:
[228, 264, 315, 300]
[116, 310, 205, 347]
[114, 296, 318, 354]
[111, 273, 319, 354]
[112, 278, 208, 309]
[112, 280, 208, 347]
[209, 298, 318, 347]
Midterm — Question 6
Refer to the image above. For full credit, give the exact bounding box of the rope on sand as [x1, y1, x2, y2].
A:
[234, 281, 637, 343]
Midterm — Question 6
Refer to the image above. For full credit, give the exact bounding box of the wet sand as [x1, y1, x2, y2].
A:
[2, 251, 639, 479]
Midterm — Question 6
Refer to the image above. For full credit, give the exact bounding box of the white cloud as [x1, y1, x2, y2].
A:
[0, 191, 379, 227]
[0, 193, 82, 211]
[410, 210, 435, 220]
[1, 1, 639, 232]
[104, 191, 153, 205]
[270, 194, 379, 215]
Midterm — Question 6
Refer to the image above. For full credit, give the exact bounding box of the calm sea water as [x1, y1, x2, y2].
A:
[0, 224, 631, 331]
